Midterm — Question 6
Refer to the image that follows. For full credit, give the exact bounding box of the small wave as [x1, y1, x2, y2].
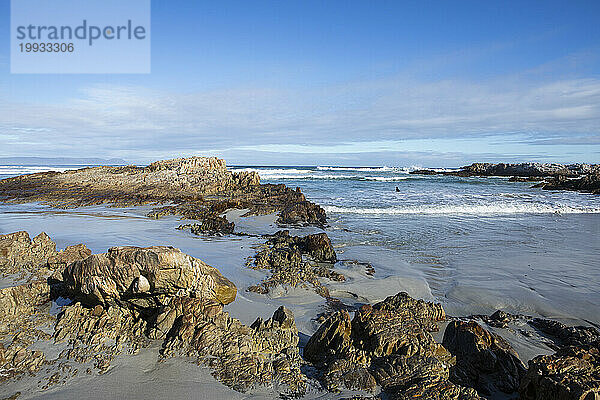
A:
[324, 204, 600, 215]
[317, 166, 402, 172]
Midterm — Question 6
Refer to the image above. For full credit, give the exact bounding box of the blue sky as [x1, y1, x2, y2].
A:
[1, 0, 599, 166]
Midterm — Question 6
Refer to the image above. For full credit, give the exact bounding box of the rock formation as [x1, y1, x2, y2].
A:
[520, 341, 600, 400]
[409, 162, 600, 194]
[304, 292, 482, 399]
[442, 320, 527, 395]
[0, 231, 308, 395]
[247, 230, 343, 297]
[0, 157, 327, 227]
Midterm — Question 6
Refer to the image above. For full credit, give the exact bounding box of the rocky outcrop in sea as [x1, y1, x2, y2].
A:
[409, 162, 600, 194]
[0, 156, 328, 227]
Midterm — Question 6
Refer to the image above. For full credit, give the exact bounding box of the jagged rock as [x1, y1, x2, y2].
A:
[53, 302, 150, 372]
[0, 280, 50, 322]
[177, 215, 235, 235]
[277, 198, 327, 227]
[442, 320, 527, 395]
[530, 318, 600, 349]
[46, 243, 92, 271]
[160, 301, 305, 394]
[304, 310, 353, 363]
[247, 231, 340, 297]
[0, 231, 56, 276]
[519, 341, 600, 400]
[0, 342, 46, 382]
[298, 233, 337, 263]
[304, 292, 481, 399]
[537, 173, 600, 194]
[61, 246, 237, 307]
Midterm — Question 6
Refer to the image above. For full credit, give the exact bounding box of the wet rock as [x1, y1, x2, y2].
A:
[442, 320, 527, 395]
[519, 341, 600, 400]
[277, 198, 327, 227]
[530, 318, 600, 349]
[537, 173, 600, 194]
[247, 231, 340, 297]
[61, 245, 237, 307]
[177, 214, 234, 235]
[304, 292, 481, 399]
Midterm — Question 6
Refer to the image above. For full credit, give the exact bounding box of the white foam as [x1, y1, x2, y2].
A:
[324, 204, 600, 215]
[317, 166, 401, 172]
[0, 166, 73, 175]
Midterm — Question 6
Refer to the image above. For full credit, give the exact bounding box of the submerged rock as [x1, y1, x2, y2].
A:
[442, 320, 527, 395]
[520, 341, 600, 400]
[304, 292, 481, 399]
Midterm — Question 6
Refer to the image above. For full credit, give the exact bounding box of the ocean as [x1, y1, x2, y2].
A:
[1, 164, 599, 332]
[231, 165, 600, 328]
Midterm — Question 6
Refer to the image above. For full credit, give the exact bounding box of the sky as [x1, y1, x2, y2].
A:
[1, 0, 599, 166]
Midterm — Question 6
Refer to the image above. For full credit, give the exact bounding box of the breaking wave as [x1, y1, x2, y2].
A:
[323, 204, 600, 215]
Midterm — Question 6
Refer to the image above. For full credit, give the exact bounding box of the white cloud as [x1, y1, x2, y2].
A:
[1, 75, 599, 164]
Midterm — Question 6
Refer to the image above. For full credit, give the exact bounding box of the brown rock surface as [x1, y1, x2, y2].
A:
[247, 230, 341, 297]
[0, 157, 327, 226]
[520, 341, 600, 400]
[61, 245, 237, 307]
[304, 292, 481, 399]
[442, 320, 527, 395]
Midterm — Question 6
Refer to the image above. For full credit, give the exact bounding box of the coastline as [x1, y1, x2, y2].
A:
[0, 157, 599, 400]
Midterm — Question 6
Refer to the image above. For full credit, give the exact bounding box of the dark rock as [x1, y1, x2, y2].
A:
[277, 199, 327, 227]
[297, 233, 337, 263]
[538, 173, 600, 194]
[442, 320, 527, 395]
[177, 215, 235, 235]
[519, 341, 600, 400]
[304, 292, 481, 399]
[409, 169, 440, 175]
[247, 231, 340, 297]
[530, 318, 600, 348]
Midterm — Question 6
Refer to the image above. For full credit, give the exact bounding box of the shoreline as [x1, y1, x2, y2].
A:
[1, 158, 599, 399]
